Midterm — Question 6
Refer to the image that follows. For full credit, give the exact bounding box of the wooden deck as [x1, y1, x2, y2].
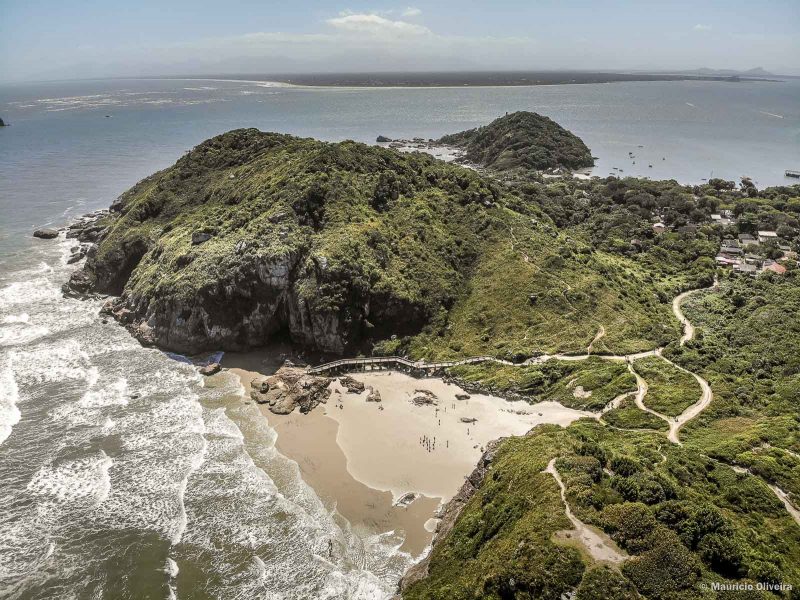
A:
[306, 355, 511, 376]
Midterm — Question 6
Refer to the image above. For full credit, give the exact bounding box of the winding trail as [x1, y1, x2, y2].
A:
[664, 286, 715, 444]
[730, 465, 800, 527]
[587, 325, 606, 354]
[673, 290, 696, 346]
[544, 459, 628, 564]
[309, 284, 715, 445]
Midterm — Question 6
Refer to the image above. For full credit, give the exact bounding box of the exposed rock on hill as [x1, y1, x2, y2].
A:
[438, 111, 594, 172]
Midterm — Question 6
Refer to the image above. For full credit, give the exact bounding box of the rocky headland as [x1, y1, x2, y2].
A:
[62, 113, 618, 359]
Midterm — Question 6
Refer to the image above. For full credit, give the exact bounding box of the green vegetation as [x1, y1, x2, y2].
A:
[405, 421, 800, 600]
[666, 272, 800, 504]
[402, 239, 679, 359]
[402, 425, 584, 600]
[635, 356, 702, 417]
[449, 358, 637, 411]
[438, 111, 594, 172]
[78, 128, 680, 357]
[399, 119, 800, 599]
[603, 397, 669, 432]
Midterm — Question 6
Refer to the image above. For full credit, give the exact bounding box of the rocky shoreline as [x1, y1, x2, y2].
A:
[396, 438, 504, 595]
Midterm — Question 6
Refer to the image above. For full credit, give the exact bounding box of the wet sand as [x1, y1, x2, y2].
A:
[222, 351, 592, 557]
[224, 352, 440, 555]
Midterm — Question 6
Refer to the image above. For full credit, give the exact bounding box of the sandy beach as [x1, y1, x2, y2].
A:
[223, 352, 592, 557]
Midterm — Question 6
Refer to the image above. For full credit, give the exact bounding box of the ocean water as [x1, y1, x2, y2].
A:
[0, 77, 798, 599]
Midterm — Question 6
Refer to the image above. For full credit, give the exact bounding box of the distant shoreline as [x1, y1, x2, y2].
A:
[150, 70, 782, 88]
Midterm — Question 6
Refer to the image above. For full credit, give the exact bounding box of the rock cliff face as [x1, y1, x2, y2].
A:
[66, 128, 524, 354]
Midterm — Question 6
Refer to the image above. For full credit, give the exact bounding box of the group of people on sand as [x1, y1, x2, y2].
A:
[420, 434, 438, 452]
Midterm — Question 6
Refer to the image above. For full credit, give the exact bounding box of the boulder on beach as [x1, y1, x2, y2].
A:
[394, 492, 419, 507]
[455, 393, 471, 400]
[250, 364, 331, 414]
[412, 391, 438, 406]
[33, 228, 59, 239]
[460, 417, 477, 424]
[366, 386, 382, 403]
[251, 376, 270, 394]
[199, 363, 221, 376]
[376, 135, 392, 143]
[339, 375, 365, 394]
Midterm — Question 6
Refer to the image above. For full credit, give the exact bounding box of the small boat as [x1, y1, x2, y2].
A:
[786, 170, 800, 179]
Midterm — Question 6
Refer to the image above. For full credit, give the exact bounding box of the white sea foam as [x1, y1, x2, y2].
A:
[0, 355, 21, 446]
[79, 377, 129, 408]
[2, 313, 30, 324]
[172, 426, 208, 546]
[165, 558, 179, 578]
[0, 323, 51, 346]
[0, 278, 59, 307]
[27, 451, 114, 508]
[9, 339, 91, 385]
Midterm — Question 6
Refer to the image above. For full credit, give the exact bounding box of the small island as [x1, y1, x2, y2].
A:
[438, 111, 594, 172]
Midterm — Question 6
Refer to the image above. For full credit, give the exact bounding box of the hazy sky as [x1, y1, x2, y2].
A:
[1, 0, 798, 82]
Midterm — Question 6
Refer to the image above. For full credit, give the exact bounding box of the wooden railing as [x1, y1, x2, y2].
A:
[306, 354, 509, 375]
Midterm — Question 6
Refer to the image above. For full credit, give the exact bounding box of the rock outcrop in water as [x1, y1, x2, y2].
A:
[63, 119, 689, 360]
[33, 228, 59, 239]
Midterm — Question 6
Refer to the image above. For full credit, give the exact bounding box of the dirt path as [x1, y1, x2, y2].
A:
[659, 355, 713, 444]
[544, 459, 628, 564]
[587, 325, 606, 354]
[673, 290, 696, 345]
[730, 465, 800, 526]
[626, 362, 672, 429]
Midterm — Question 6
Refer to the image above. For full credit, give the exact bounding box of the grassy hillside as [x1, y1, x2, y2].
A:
[400, 235, 679, 359]
[667, 272, 800, 504]
[438, 111, 594, 172]
[604, 397, 669, 432]
[405, 421, 800, 599]
[73, 128, 676, 357]
[449, 358, 637, 412]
